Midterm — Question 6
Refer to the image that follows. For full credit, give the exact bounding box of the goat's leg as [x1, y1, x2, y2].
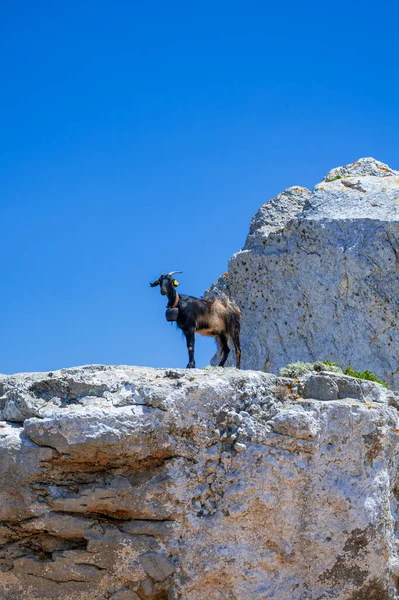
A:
[218, 333, 230, 367]
[233, 337, 241, 369]
[185, 328, 196, 368]
[231, 329, 241, 369]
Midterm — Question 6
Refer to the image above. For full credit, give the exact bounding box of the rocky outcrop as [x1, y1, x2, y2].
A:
[209, 157, 399, 386]
[1, 364, 399, 599]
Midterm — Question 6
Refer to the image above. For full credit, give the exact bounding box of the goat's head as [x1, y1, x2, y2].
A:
[150, 271, 182, 295]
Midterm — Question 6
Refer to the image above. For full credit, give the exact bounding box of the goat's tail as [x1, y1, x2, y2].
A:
[219, 295, 241, 368]
[217, 295, 241, 369]
[218, 295, 241, 335]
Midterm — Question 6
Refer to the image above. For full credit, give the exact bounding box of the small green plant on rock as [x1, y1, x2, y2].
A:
[279, 360, 388, 388]
[343, 366, 388, 388]
[313, 360, 342, 373]
[279, 360, 342, 378]
[325, 174, 342, 182]
[279, 362, 313, 377]
[321, 360, 339, 367]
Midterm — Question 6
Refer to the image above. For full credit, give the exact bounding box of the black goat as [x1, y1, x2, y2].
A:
[150, 271, 241, 369]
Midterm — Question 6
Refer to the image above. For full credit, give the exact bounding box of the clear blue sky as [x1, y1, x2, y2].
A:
[1, 0, 398, 374]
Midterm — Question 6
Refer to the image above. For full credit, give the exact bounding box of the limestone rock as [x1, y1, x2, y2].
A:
[267, 406, 321, 439]
[245, 186, 311, 250]
[0, 364, 398, 599]
[303, 374, 339, 401]
[138, 551, 176, 581]
[209, 157, 399, 387]
[109, 591, 141, 600]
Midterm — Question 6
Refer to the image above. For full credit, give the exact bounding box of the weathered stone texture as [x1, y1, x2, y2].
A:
[0, 365, 399, 599]
[209, 157, 399, 387]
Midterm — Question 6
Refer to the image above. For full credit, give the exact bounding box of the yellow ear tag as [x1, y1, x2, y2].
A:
[173, 279, 179, 286]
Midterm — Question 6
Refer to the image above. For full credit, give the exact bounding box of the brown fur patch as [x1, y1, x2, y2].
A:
[196, 314, 225, 335]
[197, 328, 218, 337]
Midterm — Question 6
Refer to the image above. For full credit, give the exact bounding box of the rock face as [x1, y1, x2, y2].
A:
[1, 364, 399, 599]
[209, 157, 399, 386]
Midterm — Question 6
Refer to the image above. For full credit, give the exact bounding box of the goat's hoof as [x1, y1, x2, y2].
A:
[186, 362, 196, 369]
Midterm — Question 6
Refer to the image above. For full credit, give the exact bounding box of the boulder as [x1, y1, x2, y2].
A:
[208, 157, 399, 387]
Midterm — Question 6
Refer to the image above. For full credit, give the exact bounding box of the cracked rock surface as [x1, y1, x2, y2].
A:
[0, 364, 399, 599]
[208, 157, 399, 387]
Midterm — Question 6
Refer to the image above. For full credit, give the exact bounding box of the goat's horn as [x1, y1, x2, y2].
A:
[167, 271, 183, 276]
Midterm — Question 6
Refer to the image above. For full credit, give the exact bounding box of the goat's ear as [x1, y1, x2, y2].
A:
[173, 279, 179, 287]
[150, 280, 160, 287]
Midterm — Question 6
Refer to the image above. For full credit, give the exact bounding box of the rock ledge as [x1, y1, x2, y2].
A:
[0, 364, 398, 599]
